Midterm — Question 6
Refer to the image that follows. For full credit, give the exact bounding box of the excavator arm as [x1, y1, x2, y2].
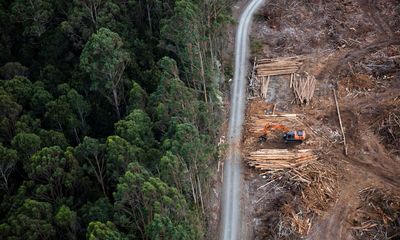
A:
[263, 123, 290, 135]
[260, 123, 306, 142]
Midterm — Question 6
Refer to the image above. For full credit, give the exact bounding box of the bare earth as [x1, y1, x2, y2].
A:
[242, 0, 400, 239]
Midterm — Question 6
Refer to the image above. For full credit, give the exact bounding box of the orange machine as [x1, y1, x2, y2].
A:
[260, 123, 306, 142]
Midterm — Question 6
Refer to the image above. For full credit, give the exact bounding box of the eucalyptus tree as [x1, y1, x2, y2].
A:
[0, 144, 17, 192]
[11, 0, 55, 37]
[80, 28, 130, 119]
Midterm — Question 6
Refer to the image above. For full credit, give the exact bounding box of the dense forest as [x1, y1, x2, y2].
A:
[0, 0, 231, 239]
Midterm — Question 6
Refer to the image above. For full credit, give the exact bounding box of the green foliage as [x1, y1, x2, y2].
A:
[115, 109, 154, 149]
[250, 37, 263, 55]
[0, 91, 22, 143]
[74, 137, 107, 196]
[5, 199, 56, 239]
[0, 62, 28, 80]
[38, 27, 71, 66]
[114, 110, 162, 170]
[55, 205, 77, 238]
[166, 123, 215, 167]
[0, 144, 18, 192]
[80, 27, 130, 80]
[114, 162, 200, 239]
[160, 0, 231, 104]
[87, 221, 126, 240]
[0, 0, 230, 237]
[45, 95, 79, 131]
[26, 146, 80, 203]
[80, 198, 113, 225]
[0, 181, 30, 211]
[39, 65, 64, 92]
[159, 151, 183, 192]
[75, 135, 141, 197]
[11, 132, 41, 160]
[55, 205, 77, 227]
[0, 4, 12, 65]
[11, 0, 55, 37]
[51, 84, 91, 135]
[162, 123, 215, 206]
[105, 136, 140, 188]
[145, 213, 195, 240]
[161, 0, 200, 53]
[80, 27, 130, 119]
[160, 0, 205, 90]
[66, 88, 91, 131]
[128, 81, 147, 111]
[15, 115, 41, 134]
[62, 0, 121, 48]
[38, 129, 69, 149]
[30, 84, 54, 115]
[149, 57, 199, 132]
[2, 76, 33, 106]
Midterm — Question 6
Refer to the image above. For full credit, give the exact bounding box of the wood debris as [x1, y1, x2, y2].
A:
[291, 72, 316, 105]
[247, 149, 317, 171]
[279, 204, 312, 236]
[373, 97, 400, 151]
[260, 75, 270, 99]
[260, 161, 338, 238]
[248, 57, 259, 97]
[352, 187, 400, 240]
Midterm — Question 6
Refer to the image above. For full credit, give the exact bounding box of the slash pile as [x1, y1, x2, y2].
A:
[373, 97, 400, 151]
[257, 161, 338, 238]
[352, 187, 400, 240]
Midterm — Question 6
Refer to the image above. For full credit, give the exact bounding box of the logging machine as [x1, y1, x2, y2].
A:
[259, 123, 306, 143]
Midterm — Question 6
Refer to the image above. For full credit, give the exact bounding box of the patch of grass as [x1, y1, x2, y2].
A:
[250, 37, 263, 56]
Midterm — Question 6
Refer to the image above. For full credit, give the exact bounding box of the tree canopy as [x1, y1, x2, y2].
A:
[80, 27, 130, 119]
[0, 0, 230, 238]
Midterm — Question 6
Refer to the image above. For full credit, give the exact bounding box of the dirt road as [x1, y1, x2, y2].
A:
[220, 0, 265, 239]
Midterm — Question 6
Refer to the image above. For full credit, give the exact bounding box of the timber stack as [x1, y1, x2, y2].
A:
[256, 56, 305, 77]
[256, 56, 306, 99]
[247, 149, 317, 171]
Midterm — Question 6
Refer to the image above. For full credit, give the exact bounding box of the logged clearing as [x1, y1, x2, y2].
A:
[243, 0, 400, 239]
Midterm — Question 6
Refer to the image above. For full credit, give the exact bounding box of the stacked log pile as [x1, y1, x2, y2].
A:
[247, 149, 316, 171]
[292, 72, 316, 105]
[255, 56, 308, 100]
[256, 56, 305, 77]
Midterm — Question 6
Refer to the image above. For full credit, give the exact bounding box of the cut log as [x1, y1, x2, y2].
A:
[292, 72, 316, 105]
[261, 76, 270, 99]
[333, 89, 348, 156]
